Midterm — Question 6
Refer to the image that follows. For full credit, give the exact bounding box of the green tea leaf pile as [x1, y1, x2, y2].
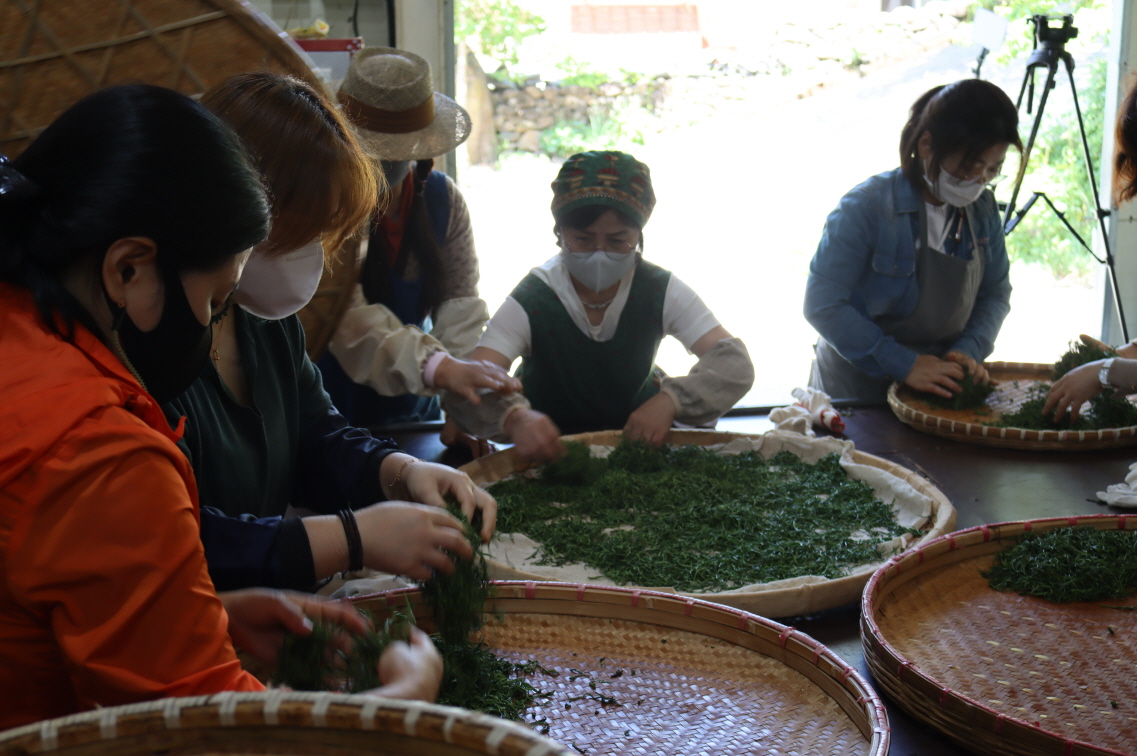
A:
[986, 341, 1137, 431]
[915, 367, 994, 410]
[275, 509, 552, 722]
[983, 526, 1137, 604]
[492, 440, 918, 593]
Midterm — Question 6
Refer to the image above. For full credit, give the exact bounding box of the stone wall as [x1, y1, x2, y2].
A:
[486, 0, 965, 155]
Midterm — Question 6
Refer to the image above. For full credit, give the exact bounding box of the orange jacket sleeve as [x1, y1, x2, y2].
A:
[6, 406, 263, 707]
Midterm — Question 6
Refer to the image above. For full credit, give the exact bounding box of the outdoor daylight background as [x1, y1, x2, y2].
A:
[454, 0, 1113, 407]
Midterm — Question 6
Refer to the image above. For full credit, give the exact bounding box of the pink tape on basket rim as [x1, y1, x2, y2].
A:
[778, 627, 794, 647]
[684, 600, 694, 617]
[981, 525, 992, 542]
[1065, 739, 1075, 756]
[524, 582, 536, 600]
[995, 713, 1006, 735]
[1068, 516, 1079, 527]
[1121, 515, 1130, 530]
[575, 584, 586, 601]
[1023, 521, 1034, 532]
[939, 688, 951, 707]
[631, 590, 642, 607]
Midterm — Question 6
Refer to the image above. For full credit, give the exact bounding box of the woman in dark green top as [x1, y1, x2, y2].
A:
[164, 73, 499, 591]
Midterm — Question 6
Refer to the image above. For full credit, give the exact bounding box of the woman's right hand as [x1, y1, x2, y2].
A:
[432, 355, 521, 404]
[503, 407, 565, 463]
[355, 502, 473, 580]
[360, 627, 443, 702]
[903, 354, 964, 398]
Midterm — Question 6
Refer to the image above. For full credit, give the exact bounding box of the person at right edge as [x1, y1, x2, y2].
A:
[1046, 80, 1137, 422]
[804, 79, 1022, 405]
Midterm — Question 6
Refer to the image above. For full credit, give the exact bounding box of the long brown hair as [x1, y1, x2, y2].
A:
[899, 79, 1022, 188]
[1116, 79, 1137, 204]
[202, 72, 379, 256]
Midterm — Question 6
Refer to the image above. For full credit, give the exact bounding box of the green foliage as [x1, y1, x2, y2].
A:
[998, 57, 1107, 279]
[983, 526, 1137, 604]
[555, 55, 611, 89]
[434, 638, 554, 719]
[421, 507, 490, 647]
[972, 0, 1110, 279]
[492, 442, 918, 593]
[456, 0, 546, 70]
[538, 102, 648, 159]
[916, 368, 995, 410]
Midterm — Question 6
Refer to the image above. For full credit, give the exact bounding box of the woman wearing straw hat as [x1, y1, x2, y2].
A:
[443, 151, 755, 462]
[304, 47, 504, 454]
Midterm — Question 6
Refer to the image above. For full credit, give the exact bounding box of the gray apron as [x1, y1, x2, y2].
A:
[810, 203, 985, 405]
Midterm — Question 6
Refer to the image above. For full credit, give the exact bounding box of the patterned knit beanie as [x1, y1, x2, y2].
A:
[550, 151, 656, 228]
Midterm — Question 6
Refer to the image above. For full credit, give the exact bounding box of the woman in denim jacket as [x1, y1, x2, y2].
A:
[805, 79, 1022, 404]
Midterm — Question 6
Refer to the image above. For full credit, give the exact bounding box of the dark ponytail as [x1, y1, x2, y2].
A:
[899, 79, 1022, 188]
[0, 84, 270, 337]
[1115, 79, 1137, 204]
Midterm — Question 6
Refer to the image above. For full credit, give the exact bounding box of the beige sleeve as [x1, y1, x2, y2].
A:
[327, 283, 444, 397]
[439, 177, 480, 300]
[659, 337, 755, 426]
[441, 390, 530, 442]
[430, 296, 489, 359]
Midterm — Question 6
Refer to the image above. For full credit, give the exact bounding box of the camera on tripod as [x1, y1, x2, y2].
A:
[1030, 14, 1077, 49]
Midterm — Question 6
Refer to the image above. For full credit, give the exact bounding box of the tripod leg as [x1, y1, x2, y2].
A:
[1004, 64, 1059, 230]
[1065, 66, 1129, 341]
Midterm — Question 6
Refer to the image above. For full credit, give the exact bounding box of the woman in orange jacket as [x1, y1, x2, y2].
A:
[0, 84, 440, 728]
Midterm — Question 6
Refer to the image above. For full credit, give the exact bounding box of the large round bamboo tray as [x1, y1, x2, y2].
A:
[862, 514, 1137, 756]
[0, 692, 573, 755]
[1, 0, 320, 157]
[357, 581, 889, 756]
[889, 361, 1137, 451]
[460, 429, 956, 618]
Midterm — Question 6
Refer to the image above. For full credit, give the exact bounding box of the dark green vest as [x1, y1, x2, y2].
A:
[512, 260, 670, 434]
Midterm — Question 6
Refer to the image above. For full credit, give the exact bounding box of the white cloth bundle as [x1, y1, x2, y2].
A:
[1098, 462, 1137, 508]
[770, 388, 845, 437]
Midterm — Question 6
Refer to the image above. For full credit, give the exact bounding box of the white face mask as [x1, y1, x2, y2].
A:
[561, 248, 639, 293]
[232, 240, 324, 320]
[924, 160, 986, 208]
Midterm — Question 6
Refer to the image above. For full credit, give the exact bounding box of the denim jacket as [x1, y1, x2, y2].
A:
[803, 167, 1011, 381]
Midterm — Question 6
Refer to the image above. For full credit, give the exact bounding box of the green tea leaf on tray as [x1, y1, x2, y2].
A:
[541, 441, 606, 485]
[493, 441, 918, 593]
[1052, 340, 1117, 381]
[915, 367, 994, 411]
[983, 527, 1137, 604]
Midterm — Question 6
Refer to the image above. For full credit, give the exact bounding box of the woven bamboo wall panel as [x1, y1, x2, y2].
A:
[1, 0, 318, 156]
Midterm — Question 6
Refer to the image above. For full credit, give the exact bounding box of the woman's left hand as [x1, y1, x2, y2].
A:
[623, 393, 677, 447]
[384, 455, 497, 543]
[220, 589, 369, 665]
[1044, 360, 1105, 423]
[944, 351, 991, 385]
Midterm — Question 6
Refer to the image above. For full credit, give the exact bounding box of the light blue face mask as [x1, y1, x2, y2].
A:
[561, 249, 639, 293]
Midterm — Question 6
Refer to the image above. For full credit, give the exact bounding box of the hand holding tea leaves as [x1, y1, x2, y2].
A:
[945, 351, 991, 386]
[220, 588, 369, 665]
[904, 354, 964, 398]
[503, 406, 565, 463]
[391, 457, 498, 543]
[355, 502, 474, 580]
[1045, 360, 1108, 423]
[623, 392, 676, 447]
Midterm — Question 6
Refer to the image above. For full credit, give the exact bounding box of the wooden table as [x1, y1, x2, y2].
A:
[387, 409, 1137, 755]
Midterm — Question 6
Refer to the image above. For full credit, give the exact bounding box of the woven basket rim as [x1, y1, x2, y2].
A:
[888, 362, 1137, 448]
[460, 429, 956, 616]
[861, 513, 1137, 756]
[0, 691, 574, 755]
[356, 580, 890, 755]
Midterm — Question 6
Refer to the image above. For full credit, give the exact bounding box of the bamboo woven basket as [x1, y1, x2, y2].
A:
[862, 514, 1137, 756]
[0, 0, 320, 157]
[888, 361, 1137, 451]
[460, 429, 956, 618]
[0, 692, 574, 755]
[356, 581, 890, 756]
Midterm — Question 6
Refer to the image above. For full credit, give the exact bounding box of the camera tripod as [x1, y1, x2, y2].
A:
[1000, 14, 1128, 341]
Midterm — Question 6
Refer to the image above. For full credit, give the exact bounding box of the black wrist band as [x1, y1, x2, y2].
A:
[337, 509, 364, 573]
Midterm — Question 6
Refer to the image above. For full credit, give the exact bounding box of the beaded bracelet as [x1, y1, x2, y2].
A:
[337, 509, 363, 573]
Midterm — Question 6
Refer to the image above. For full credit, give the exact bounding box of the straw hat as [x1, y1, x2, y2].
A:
[338, 47, 471, 161]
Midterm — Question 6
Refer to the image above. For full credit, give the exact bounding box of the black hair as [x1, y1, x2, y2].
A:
[552, 204, 644, 248]
[0, 84, 270, 338]
[899, 79, 1023, 188]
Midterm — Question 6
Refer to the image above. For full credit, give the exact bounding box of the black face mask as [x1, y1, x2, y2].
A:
[106, 266, 212, 405]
